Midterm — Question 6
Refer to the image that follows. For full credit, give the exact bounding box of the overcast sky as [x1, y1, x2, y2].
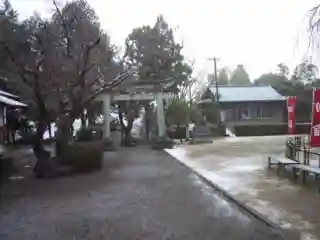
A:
[9, 0, 320, 81]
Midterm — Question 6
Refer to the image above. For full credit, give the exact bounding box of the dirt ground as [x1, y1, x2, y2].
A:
[0, 147, 296, 240]
[166, 135, 320, 240]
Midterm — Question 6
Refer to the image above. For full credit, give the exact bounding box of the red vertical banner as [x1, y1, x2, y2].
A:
[310, 88, 320, 147]
[287, 96, 296, 135]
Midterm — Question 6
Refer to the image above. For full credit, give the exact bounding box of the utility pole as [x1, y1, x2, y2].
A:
[188, 83, 192, 107]
[208, 57, 220, 127]
[188, 78, 195, 107]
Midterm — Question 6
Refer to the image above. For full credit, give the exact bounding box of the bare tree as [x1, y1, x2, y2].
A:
[308, 4, 320, 49]
[0, 0, 129, 176]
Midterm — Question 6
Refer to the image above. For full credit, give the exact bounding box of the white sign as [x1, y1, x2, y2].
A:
[316, 102, 320, 113]
[313, 124, 320, 137]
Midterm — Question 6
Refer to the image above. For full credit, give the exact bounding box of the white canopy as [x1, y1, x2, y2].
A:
[0, 94, 27, 107]
[0, 89, 19, 99]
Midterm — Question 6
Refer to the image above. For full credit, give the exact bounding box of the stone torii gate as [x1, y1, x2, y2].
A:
[95, 79, 175, 142]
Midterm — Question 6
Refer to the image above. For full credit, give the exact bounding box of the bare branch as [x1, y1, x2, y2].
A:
[77, 37, 101, 87]
[81, 71, 130, 106]
[308, 4, 320, 49]
[0, 42, 33, 88]
[52, 0, 73, 57]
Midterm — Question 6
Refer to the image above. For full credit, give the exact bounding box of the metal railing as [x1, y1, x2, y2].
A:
[286, 136, 320, 167]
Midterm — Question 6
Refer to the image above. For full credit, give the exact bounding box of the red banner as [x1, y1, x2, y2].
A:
[310, 88, 320, 146]
[287, 96, 296, 135]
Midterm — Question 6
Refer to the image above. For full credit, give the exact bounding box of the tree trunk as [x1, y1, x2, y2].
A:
[33, 120, 46, 154]
[10, 130, 15, 144]
[33, 118, 56, 178]
[125, 116, 135, 146]
[80, 110, 86, 128]
[87, 105, 96, 125]
[124, 119, 134, 145]
[55, 115, 74, 162]
[118, 111, 134, 146]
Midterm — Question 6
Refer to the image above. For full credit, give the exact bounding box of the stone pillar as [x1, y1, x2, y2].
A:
[155, 92, 165, 137]
[185, 124, 190, 140]
[103, 94, 111, 139]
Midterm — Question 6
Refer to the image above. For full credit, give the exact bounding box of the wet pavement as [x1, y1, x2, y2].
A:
[0, 147, 296, 239]
[166, 135, 320, 240]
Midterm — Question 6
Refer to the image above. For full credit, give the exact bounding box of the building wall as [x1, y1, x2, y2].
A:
[220, 101, 285, 126]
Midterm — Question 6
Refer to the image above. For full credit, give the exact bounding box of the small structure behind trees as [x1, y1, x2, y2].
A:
[0, 0, 130, 177]
[0, 89, 27, 144]
[0, 0, 195, 176]
[94, 78, 175, 146]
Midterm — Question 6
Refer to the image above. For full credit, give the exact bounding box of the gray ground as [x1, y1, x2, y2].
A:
[0, 147, 298, 240]
[167, 135, 320, 240]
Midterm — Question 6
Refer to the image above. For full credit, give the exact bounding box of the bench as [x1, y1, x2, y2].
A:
[268, 156, 298, 172]
[292, 164, 320, 191]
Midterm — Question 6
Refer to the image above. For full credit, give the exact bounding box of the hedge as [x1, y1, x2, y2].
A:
[167, 126, 187, 139]
[63, 141, 104, 172]
[234, 123, 310, 136]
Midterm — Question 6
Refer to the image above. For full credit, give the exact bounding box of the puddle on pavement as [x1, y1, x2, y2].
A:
[166, 135, 320, 240]
[187, 174, 251, 225]
[223, 163, 261, 172]
[250, 199, 314, 230]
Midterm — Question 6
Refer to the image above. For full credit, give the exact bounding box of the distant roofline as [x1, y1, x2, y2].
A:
[207, 85, 286, 102]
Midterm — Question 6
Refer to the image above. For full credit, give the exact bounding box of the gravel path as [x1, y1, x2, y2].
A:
[0, 147, 298, 240]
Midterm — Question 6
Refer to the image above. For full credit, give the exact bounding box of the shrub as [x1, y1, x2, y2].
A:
[167, 125, 187, 139]
[75, 127, 103, 142]
[234, 123, 310, 136]
[64, 141, 104, 172]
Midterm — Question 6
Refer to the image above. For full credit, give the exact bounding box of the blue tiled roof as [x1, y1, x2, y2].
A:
[209, 85, 286, 102]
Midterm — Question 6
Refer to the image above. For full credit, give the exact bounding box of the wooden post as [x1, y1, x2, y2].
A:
[301, 170, 306, 184]
[306, 148, 310, 165]
[277, 163, 281, 174]
[293, 142, 297, 161]
[292, 167, 298, 181]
